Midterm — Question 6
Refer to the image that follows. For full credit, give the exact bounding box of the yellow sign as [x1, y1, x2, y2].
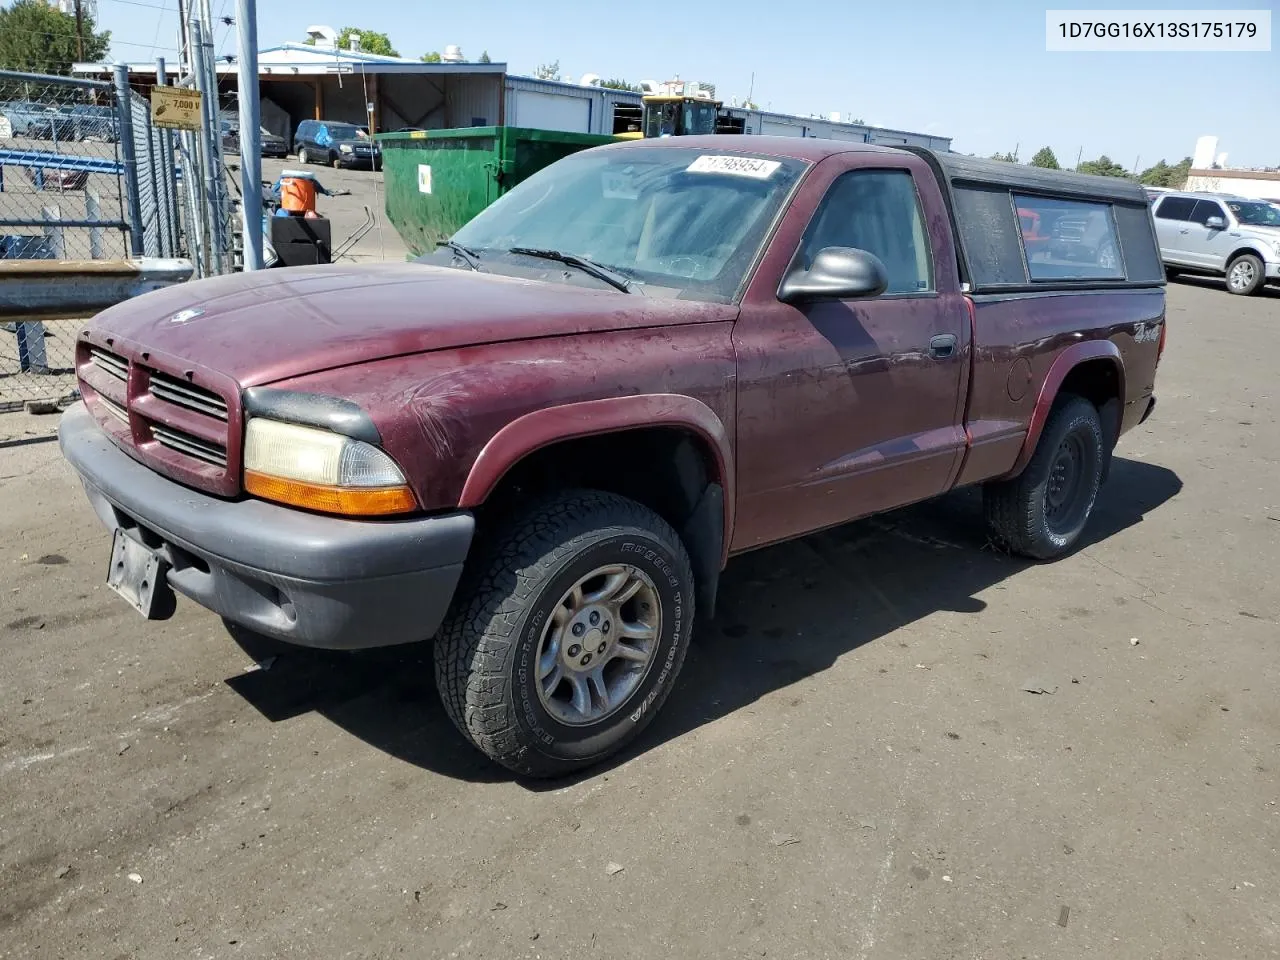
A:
[150, 87, 203, 131]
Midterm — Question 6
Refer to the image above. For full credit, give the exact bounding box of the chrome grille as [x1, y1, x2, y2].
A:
[149, 372, 228, 421]
[90, 348, 128, 382]
[151, 425, 227, 468]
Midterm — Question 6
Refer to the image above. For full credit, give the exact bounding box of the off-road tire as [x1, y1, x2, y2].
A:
[1225, 253, 1265, 296]
[434, 490, 695, 778]
[984, 395, 1104, 561]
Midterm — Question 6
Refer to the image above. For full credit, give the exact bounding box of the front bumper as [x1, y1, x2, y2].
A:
[58, 403, 473, 649]
[337, 153, 380, 168]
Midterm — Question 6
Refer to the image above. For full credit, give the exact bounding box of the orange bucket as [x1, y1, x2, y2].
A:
[278, 169, 318, 215]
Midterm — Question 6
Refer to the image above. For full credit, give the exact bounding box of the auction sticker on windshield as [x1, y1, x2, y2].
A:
[686, 155, 781, 179]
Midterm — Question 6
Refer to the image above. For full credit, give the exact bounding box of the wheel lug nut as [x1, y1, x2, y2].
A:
[568, 644, 582, 657]
[597, 642, 606, 654]
[572, 623, 585, 637]
[580, 653, 592, 666]
[589, 611, 600, 626]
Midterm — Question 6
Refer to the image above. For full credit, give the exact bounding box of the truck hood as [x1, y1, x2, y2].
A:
[86, 262, 738, 387]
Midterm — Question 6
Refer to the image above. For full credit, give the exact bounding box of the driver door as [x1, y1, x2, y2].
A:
[730, 155, 969, 552]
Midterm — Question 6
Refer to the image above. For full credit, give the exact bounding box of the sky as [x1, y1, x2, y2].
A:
[92, 0, 1279, 169]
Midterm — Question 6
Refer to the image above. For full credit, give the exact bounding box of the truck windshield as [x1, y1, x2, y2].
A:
[1226, 201, 1280, 227]
[446, 148, 808, 302]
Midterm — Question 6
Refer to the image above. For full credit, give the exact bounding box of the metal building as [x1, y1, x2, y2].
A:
[501, 76, 951, 151]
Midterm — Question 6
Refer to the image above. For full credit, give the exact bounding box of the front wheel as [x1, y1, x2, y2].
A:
[296, 146, 309, 164]
[435, 490, 695, 778]
[984, 396, 1105, 560]
[1226, 253, 1265, 296]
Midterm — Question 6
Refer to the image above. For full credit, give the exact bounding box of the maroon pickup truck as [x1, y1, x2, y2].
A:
[59, 136, 1166, 777]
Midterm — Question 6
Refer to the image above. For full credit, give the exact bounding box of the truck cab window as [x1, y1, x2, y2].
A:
[800, 170, 933, 294]
[1154, 196, 1196, 221]
[1189, 200, 1226, 226]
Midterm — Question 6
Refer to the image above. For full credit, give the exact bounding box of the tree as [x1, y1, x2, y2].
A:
[420, 51, 442, 62]
[1076, 155, 1132, 178]
[305, 26, 398, 57]
[534, 60, 561, 81]
[478, 50, 491, 63]
[0, 0, 110, 75]
[990, 151, 1019, 163]
[1029, 147, 1060, 169]
[1138, 156, 1192, 188]
[599, 78, 641, 91]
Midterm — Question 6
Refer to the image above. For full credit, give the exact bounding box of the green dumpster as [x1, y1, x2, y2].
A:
[378, 126, 620, 258]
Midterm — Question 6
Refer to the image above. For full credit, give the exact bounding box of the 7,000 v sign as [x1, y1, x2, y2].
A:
[150, 87, 203, 131]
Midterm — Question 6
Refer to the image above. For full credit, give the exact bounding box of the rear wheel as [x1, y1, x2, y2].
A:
[984, 396, 1105, 560]
[1226, 253, 1265, 296]
[435, 490, 695, 778]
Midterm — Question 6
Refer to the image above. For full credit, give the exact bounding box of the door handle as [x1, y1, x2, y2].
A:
[929, 334, 957, 359]
[1179, 228, 1190, 234]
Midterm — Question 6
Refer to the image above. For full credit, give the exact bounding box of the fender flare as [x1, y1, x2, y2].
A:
[1227, 244, 1269, 266]
[458, 393, 735, 564]
[1007, 339, 1125, 477]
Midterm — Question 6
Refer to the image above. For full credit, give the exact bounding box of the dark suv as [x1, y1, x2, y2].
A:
[292, 119, 381, 170]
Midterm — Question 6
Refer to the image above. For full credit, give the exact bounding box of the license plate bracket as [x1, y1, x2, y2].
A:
[106, 528, 173, 619]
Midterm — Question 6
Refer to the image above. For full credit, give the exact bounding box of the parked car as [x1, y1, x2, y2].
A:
[66, 104, 118, 142]
[1153, 190, 1280, 295]
[292, 119, 381, 170]
[59, 137, 1165, 777]
[220, 116, 288, 158]
[21, 164, 89, 191]
[0, 100, 75, 140]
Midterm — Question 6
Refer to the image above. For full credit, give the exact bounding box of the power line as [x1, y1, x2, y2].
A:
[0, 23, 176, 52]
[99, 0, 173, 10]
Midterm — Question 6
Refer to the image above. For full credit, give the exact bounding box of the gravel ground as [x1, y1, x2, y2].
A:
[1, 280, 1278, 959]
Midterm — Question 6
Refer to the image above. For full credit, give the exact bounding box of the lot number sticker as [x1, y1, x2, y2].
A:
[687, 155, 781, 179]
[417, 164, 433, 194]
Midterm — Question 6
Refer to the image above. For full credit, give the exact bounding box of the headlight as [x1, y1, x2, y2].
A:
[243, 419, 416, 516]
[339, 143, 353, 153]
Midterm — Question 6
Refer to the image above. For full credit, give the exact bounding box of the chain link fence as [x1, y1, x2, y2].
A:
[1, 69, 187, 411]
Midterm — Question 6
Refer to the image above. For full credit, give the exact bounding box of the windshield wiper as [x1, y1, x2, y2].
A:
[436, 239, 480, 270]
[507, 246, 634, 294]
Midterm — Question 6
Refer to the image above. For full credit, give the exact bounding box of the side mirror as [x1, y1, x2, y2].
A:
[779, 246, 889, 303]
[1205, 215, 1226, 230]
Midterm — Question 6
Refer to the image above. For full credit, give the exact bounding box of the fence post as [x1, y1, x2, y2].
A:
[87, 191, 104, 258]
[190, 20, 224, 274]
[155, 57, 182, 258]
[236, 0, 264, 270]
[112, 63, 146, 258]
[16, 322, 49, 375]
[41, 205, 65, 259]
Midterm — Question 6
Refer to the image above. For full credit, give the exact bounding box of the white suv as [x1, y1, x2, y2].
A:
[1152, 191, 1280, 295]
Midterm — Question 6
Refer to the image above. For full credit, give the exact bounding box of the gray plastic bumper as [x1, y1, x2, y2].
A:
[58, 403, 473, 649]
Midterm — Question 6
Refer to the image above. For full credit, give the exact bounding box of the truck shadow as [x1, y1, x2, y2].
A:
[224, 455, 1182, 786]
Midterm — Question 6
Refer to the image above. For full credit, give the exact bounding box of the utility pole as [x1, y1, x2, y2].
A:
[190, 18, 223, 274]
[73, 0, 84, 62]
[236, 0, 263, 269]
[176, 0, 191, 73]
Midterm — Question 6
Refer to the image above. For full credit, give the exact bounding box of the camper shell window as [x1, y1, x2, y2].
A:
[902, 147, 1164, 292]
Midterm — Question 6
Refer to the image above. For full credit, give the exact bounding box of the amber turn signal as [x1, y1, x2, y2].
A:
[245, 470, 417, 517]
